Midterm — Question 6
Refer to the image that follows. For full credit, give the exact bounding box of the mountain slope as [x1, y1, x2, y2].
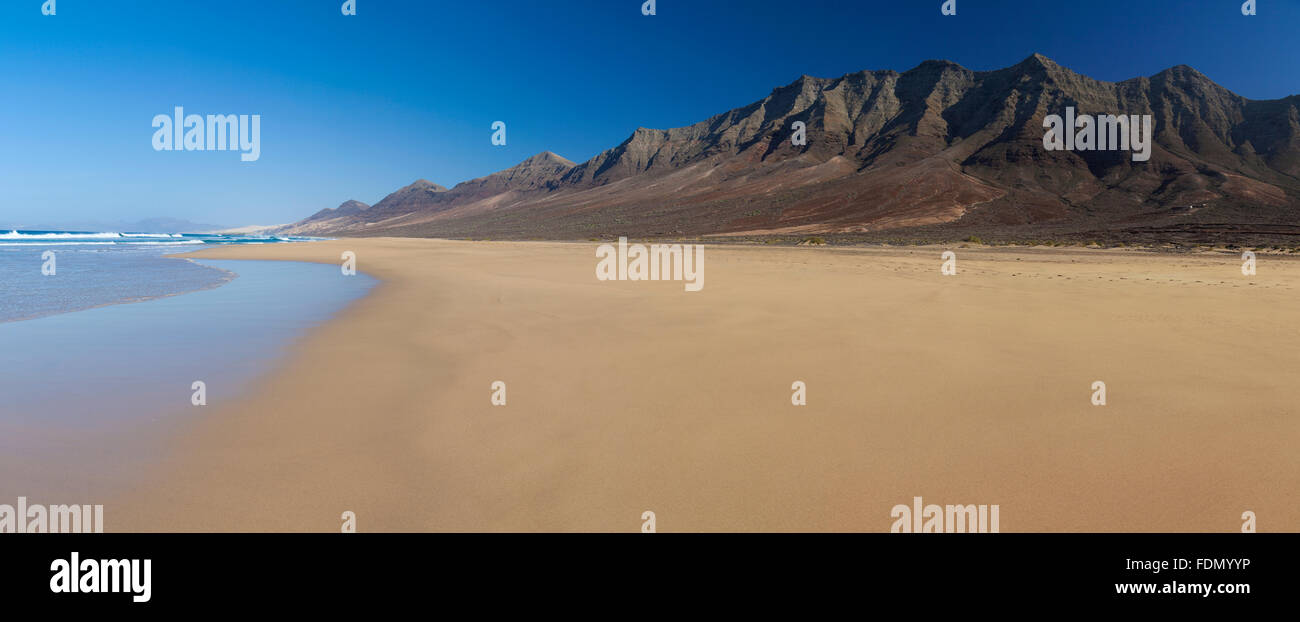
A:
[280, 54, 1300, 240]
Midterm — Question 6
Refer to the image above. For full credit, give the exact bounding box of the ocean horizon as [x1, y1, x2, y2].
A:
[0, 229, 321, 323]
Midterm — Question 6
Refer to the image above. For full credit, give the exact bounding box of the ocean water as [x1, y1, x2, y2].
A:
[0, 230, 319, 323]
[0, 230, 377, 428]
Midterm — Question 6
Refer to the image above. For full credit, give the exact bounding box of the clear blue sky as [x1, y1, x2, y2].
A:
[1, 0, 1296, 227]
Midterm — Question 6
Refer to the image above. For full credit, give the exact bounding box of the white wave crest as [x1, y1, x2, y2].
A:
[0, 231, 124, 240]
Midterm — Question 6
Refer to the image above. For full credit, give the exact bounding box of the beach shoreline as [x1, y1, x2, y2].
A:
[0, 256, 375, 511]
[105, 238, 1300, 532]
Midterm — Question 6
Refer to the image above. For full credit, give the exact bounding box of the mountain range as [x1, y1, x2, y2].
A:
[279, 54, 1300, 243]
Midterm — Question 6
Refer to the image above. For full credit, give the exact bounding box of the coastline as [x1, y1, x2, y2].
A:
[0, 255, 374, 508]
[0, 258, 236, 325]
[111, 238, 1300, 532]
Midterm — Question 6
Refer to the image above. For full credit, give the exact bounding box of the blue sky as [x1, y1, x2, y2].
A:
[0, 0, 1296, 228]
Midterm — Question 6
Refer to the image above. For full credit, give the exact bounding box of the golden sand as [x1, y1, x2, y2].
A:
[109, 239, 1300, 532]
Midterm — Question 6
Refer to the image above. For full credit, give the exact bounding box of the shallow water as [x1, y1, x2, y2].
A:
[0, 258, 376, 426]
[0, 230, 320, 323]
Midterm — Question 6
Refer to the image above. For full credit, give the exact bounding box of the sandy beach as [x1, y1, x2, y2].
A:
[108, 239, 1300, 532]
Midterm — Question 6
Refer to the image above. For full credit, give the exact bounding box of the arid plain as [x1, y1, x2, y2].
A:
[109, 239, 1300, 532]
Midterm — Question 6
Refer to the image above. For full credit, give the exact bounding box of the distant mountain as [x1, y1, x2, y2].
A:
[294, 199, 372, 228]
[280, 54, 1300, 241]
[210, 224, 291, 236]
[2, 217, 225, 234]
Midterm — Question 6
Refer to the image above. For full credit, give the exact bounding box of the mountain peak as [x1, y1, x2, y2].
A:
[1016, 53, 1060, 70]
[405, 179, 448, 192]
[306, 199, 370, 222]
[1157, 63, 1207, 79]
[1001, 53, 1075, 82]
[914, 58, 967, 71]
[772, 73, 830, 94]
[447, 150, 579, 195]
[520, 151, 575, 168]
